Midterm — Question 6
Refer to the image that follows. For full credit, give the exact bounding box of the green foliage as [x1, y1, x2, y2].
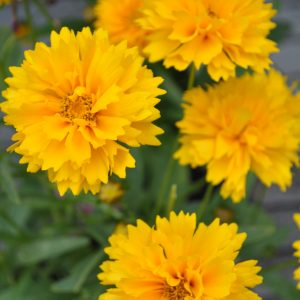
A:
[51, 252, 104, 293]
[0, 156, 21, 204]
[263, 269, 300, 300]
[17, 236, 90, 265]
[0, 27, 22, 92]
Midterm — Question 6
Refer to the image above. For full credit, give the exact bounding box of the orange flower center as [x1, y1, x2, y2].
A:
[208, 10, 216, 18]
[164, 281, 191, 300]
[61, 89, 95, 122]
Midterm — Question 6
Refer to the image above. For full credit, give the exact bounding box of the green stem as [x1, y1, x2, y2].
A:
[188, 178, 206, 195]
[157, 65, 197, 215]
[152, 63, 182, 104]
[23, 0, 36, 44]
[155, 144, 178, 216]
[0, 62, 5, 84]
[257, 186, 267, 205]
[166, 184, 177, 215]
[155, 65, 197, 217]
[187, 64, 196, 90]
[198, 184, 214, 220]
[0, 210, 27, 236]
[252, 184, 267, 222]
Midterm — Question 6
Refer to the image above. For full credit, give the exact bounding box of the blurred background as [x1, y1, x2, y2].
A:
[0, 1, 300, 300]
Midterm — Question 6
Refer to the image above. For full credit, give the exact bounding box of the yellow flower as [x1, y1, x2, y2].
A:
[94, 0, 148, 51]
[294, 213, 300, 289]
[1, 27, 165, 196]
[295, 214, 300, 229]
[0, 0, 11, 5]
[215, 207, 234, 224]
[99, 182, 124, 203]
[98, 211, 263, 300]
[138, 0, 278, 81]
[83, 4, 96, 23]
[175, 70, 300, 202]
[113, 222, 128, 235]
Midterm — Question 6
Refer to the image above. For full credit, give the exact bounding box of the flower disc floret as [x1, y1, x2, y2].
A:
[98, 211, 263, 300]
[175, 70, 300, 202]
[1, 27, 165, 195]
[138, 0, 278, 80]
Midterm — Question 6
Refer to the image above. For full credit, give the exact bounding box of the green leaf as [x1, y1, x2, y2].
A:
[17, 236, 89, 265]
[0, 272, 31, 300]
[263, 270, 300, 300]
[0, 276, 68, 300]
[239, 225, 276, 244]
[51, 252, 104, 293]
[79, 280, 106, 300]
[0, 157, 21, 204]
[151, 63, 183, 104]
[269, 21, 291, 43]
[123, 135, 191, 220]
[0, 27, 22, 91]
[0, 210, 26, 236]
[228, 200, 290, 259]
[270, 0, 281, 10]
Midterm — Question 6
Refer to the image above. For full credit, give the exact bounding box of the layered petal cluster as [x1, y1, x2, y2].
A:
[98, 211, 263, 300]
[294, 213, 300, 289]
[138, 0, 278, 81]
[1, 27, 165, 195]
[94, 0, 148, 51]
[175, 70, 300, 202]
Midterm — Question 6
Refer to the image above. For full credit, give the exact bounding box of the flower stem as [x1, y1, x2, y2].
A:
[155, 65, 197, 217]
[0, 63, 5, 85]
[166, 184, 177, 215]
[198, 184, 214, 220]
[187, 64, 196, 90]
[155, 141, 178, 216]
[23, 0, 37, 44]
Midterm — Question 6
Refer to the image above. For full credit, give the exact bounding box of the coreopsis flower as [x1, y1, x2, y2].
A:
[113, 222, 127, 235]
[94, 0, 148, 51]
[1, 27, 165, 195]
[295, 214, 300, 227]
[294, 213, 300, 289]
[99, 182, 123, 203]
[138, 0, 278, 81]
[294, 93, 300, 139]
[83, 4, 96, 23]
[0, 0, 11, 5]
[215, 207, 234, 223]
[98, 211, 263, 300]
[175, 70, 300, 202]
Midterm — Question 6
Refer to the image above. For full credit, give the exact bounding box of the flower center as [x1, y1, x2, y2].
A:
[208, 10, 216, 17]
[61, 87, 95, 123]
[164, 281, 191, 300]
